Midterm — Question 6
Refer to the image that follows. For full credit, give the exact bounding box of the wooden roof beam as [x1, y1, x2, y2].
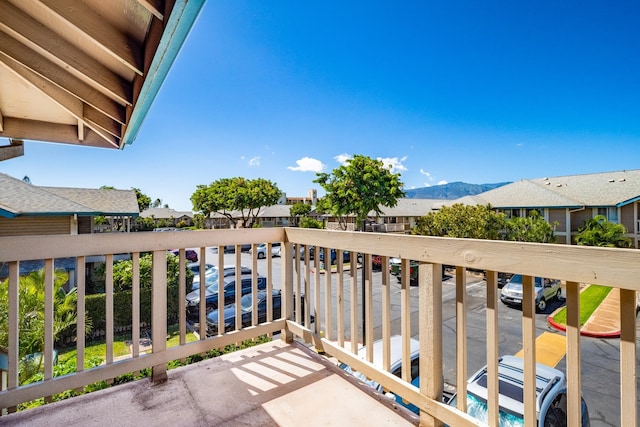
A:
[137, 0, 165, 21]
[0, 32, 126, 125]
[0, 118, 117, 149]
[0, 55, 122, 145]
[38, 0, 144, 76]
[0, 1, 132, 106]
[0, 139, 24, 161]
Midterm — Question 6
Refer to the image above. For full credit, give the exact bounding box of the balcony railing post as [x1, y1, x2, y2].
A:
[418, 262, 443, 426]
[151, 250, 167, 383]
[281, 240, 294, 343]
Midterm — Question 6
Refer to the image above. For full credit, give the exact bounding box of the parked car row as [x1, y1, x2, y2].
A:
[250, 242, 281, 259]
[340, 337, 590, 426]
[205, 289, 313, 336]
[186, 274, 265, 319]
[191, 264, 252, 291]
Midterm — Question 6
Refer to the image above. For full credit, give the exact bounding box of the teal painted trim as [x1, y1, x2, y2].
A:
[0, 209, 17, 218]
[617, 196, 640, 208]
[122, 0, 206, 147]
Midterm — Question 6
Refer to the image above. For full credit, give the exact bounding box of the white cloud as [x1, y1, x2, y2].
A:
[419, 168, 431, 178]
[437, 180, 448, 185]
[287, 157, 326, 172]
[423, 183, 431, 187]
[334, 153, 351, 165]
[248, 156, 260, 167]
[378, 156, 407, 173]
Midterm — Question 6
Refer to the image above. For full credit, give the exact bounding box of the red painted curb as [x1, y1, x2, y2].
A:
[546, 315, 620, 338]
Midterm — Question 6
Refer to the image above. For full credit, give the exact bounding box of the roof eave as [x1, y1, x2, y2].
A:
[122, 0, 206, 147]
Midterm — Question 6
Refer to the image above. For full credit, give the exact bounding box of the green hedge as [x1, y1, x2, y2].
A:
[66, 284, 181, 342]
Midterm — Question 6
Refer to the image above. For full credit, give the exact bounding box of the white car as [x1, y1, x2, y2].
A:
[449, 355, 590, 426]
[500, 274, 562, 312]
[251, 242, 281, 259]
[338, 335, 420, 393]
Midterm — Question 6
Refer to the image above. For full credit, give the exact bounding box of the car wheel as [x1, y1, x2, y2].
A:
[258, 252, 265, 259]
[537, 297, 547, 312]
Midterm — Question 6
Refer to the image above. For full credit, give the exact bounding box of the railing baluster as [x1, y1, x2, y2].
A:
[151, 250, 167, 383]
[350, 249, 358, 354]
[43, 259, 54, 402]
[619, 288, 637, 427]
[381, 256, 390, 373]
[234, 248, 242, 332]
[400, 258, 410, 383]
[75, 256, 86, 393]
[455, 266, 467, 412]
[565, 281, 581, 427]
[252, 244, 259, 328]
[105, 254, 114, 366]
[217, 245, 225, 336]
[364, 253, 373, 363]
[337, 252, 345, 347]
[324, 250, 332, 340]
[295, 246, 302, 325]
[485, 270, 499, 427]
[131, 253, 140, 359]
[522, 275, 536, 427]
[314, 249, 321, 335]
[198, 248, 207, 337]
[7, 261, 19, 413]
[304, 245, 311, 329]
[266, 243, 273, 335]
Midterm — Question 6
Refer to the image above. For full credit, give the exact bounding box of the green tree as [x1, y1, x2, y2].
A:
[298, 216, 323, 229]
[412, 204, 506, 239]
[290, 202, 312, 226]
[191, 177, 282, 228]
[0, 269, 89, 384]
[95, 253, 188, 292]
[313, 155, 405, 230]
[504, 211, 557, 243]
[132, 187, 151, 211]
[575, 215, 632, 248]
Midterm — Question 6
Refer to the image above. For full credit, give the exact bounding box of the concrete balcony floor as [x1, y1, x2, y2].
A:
[0, 339, 419, 427]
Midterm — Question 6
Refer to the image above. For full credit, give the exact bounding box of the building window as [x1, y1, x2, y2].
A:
[597, 207, 619, 223]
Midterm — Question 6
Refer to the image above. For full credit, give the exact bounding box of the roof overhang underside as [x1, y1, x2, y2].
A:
[0, 0, 205, 160]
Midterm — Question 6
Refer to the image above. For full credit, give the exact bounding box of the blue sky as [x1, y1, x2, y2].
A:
[2, 1, 639, 211]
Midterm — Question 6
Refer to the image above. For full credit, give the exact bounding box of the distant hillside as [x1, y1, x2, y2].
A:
[404, 181, 510, 200]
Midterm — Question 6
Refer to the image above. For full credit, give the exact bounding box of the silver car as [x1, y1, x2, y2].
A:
[500, 274, 562, 312]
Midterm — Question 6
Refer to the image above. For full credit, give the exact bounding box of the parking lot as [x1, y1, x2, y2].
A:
[199, 246, 635, 426]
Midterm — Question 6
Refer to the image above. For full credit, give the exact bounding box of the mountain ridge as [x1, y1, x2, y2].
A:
[404, 181, 510, 200]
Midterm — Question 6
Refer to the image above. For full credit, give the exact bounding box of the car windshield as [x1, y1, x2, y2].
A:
[450, 393, 524, 427]
[205, 282, 219, 293]
[508, 274, 543, 288]
[338, 363, 380, 390]
[240, 293, 254, 313]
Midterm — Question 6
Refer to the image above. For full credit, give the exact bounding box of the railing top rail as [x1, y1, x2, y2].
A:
[284, 227, 640, 290]
[0, 228, 286, 261]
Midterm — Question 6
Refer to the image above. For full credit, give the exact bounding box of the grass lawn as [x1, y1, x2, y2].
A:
[551, 285, 612, 326]
[58, 324, 199, 369]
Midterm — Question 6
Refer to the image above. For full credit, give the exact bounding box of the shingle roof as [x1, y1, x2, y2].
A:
[453, 169, 640, 209]
[140, 208, 194, 219]
[374, 198, 442, 217]
[0, 172, 139, 217]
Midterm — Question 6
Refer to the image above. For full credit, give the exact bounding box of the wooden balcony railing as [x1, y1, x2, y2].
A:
[0, 228, 638, 426]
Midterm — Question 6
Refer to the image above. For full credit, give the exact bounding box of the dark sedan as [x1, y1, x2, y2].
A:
[186, 275, 266, 319]
[206, 290, 312, 335]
